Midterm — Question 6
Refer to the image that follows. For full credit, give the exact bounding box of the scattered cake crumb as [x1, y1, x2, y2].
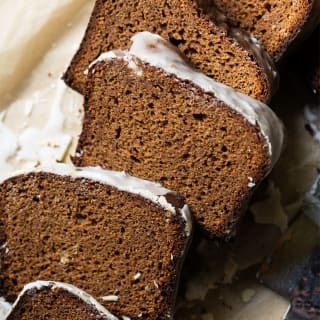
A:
[241, 289, 256, 303]
[201, 313, 215, 320]
[153, 280, 159, 289]
[101, 295, 119, 302]
[133, 272, 141, 280]
[248, 177, 256, 188]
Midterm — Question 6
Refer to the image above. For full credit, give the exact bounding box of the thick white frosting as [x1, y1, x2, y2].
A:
[1, 163, 192, 237]
[4, 281, 119, 320]
[91, 32, 284, 171]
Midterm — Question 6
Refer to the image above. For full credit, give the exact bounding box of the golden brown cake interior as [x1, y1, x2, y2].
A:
[63, 0, 273, 101]
[73, 58, 270, 237]
[0, 172, 188, 320]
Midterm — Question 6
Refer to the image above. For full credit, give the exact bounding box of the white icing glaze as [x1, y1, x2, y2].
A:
[91, 32, 284, 172]
[4, 281, 119, 320]
[1, 163, 192, 237]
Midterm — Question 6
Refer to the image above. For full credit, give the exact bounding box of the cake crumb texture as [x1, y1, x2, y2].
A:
[0, 172, 189, 320]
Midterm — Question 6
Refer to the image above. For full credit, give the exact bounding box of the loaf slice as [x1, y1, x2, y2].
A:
[212, 0, 320, 62]
[63, 0, 277, 102]
[5, 281, 118, 320]
[72, 32, 284, 238]
[0, 164, 192, 320]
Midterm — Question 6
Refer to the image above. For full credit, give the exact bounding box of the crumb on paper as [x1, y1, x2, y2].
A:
[250, 180, 288, 232]
[185, 271, 217, 302]
[241, 289, 255, 303]
[201, 313, 215, 320]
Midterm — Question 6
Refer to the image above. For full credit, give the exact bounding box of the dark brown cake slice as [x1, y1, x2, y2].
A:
[72, 32, 284, 238]
[5, 281, 119, 320]
[63, 0, 277, 102]
[212, 0, 320, 62]
[0, 164, 192, 320]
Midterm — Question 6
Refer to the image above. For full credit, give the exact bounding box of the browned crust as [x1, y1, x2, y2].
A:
[63, 0, 275, 102]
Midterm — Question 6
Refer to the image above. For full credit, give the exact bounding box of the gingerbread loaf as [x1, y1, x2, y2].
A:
[5, 281, 118, 320]
[212, 0, 320, 62]
[0, 164, 192, 320]
[72, 32, 284, 238]
[63, 0, 277, 102]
